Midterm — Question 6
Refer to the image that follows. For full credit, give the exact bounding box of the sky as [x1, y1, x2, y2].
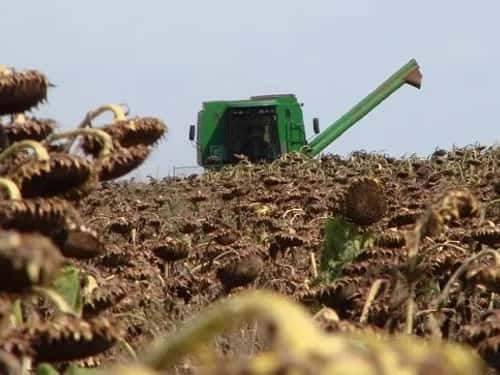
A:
[1, 1, 498, 178]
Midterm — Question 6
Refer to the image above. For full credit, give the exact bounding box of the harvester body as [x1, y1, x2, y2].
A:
[190, 59, 422, 168]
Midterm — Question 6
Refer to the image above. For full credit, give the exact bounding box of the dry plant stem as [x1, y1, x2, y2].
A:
[489, 198, 500, 206]
[131, 228, 137, 246]
[425, 240, 462, 253]
[309, 215, 328, 225]
[309, 252, 318, 279]
[290, 212, 305, 225]
[0, 303, 17, 336]
[0, 140, 49, 163]
[480, 198, 500, 225]
[77, 103, 128, 129]
[360, 279, 387, 324]
[212, 249, 239, 264]
[489, 292, 496, 310]
[405, 228, 421, 335]
[61, 104, 127, 153]
[21, 356, 31, 375]
[0, 177, 22, 200]
[405, 293, 415, 335]
[415, 308, 456, 318]
[406, 222, 424, 260]
[438, 242, 473, 254]
[249, 321, 259, 356]
[434, 248, 500, 308]
[141, 291, 325, 371]
[45, 128, 114, 158]
[163, 264, 169, 279]
[119, 338, 138, 361]
[282, 208, 304, 219]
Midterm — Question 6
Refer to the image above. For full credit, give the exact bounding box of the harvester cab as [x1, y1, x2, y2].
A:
[189, 59, 422, 168]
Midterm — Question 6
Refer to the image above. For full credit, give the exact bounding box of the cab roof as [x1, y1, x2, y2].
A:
[202, 94, 299, 108]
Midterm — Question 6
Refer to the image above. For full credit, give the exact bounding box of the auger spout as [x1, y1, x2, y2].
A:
[305, 58, 422, 157]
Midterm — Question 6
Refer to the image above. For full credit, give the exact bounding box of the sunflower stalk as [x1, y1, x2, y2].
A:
[45, 128, 114, 158]
[0, 140, 49, 163]
[0, 177, 22, 200]
[77, 103, 128, 129]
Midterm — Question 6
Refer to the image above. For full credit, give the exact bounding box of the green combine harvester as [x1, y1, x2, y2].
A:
[189, 59, 423, 168]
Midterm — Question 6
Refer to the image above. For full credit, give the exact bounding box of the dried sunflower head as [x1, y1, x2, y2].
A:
[343, 178, 387, 225]
[0, 230, 63, 293]
[0, 67, 49, 115]
[5, 113, 56, 142]
[96, 145, 151, 181]
[8, 153, 96, 200]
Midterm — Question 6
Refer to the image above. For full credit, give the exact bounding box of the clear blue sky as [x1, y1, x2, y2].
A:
[1, 1, 498, 177]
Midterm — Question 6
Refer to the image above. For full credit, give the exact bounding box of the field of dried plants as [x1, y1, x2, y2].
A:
[0, 66, 499, 374]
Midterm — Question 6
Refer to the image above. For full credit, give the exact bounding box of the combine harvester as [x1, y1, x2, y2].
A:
[189, 59, 423, 168]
